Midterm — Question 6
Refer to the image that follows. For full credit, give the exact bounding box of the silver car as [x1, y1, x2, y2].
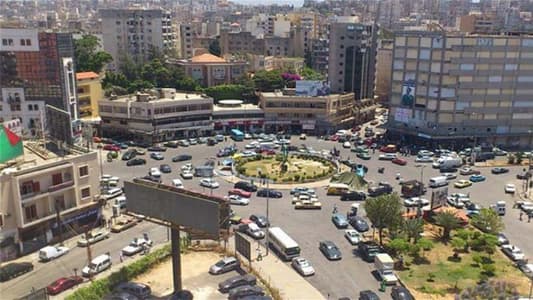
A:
[291, 257, 315, 276]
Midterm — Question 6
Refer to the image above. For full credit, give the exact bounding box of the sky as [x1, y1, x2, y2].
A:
[231, 0, 305, 6]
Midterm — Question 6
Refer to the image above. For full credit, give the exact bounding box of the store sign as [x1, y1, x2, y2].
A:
[52, 208, 100, 228]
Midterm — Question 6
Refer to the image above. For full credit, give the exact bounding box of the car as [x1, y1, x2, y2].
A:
[38, 245, 70, 261]
[178, 140, 190, 147]
[403, 197, 430, 207]
[357, 152, 372, 160]
[104, 144, 121, 151]
[122, 237, 153, 256]
[359, 290, 380, 300]
[291, 257, 315, 276]
[418, 150, 434, 157]
[447, 196, 465, 208]
[492, 167, 509, 174]
[226, 195, 250, 205]
[234, 181, 258, 192]
[358, 241, 382, 262]
[149, 167, 161, 178]
[319, 240, 342, 260]
[391, 158, 407, 165]
[159, 164, 171, 173]
[147, 146, 166, 152]
[200, 178, 219, 188]
[219, 274, 257, 293]
[290, 186, 311, 195]
[332, 213, 349, 228]
[113, 282, 152, 299]
[134, 148, 146, 155]
[459, 167, 481, 175]
[198, 137, 208, 144]
[465, 202, 481, 217]
[497, 233, 509, 245]
[344, 229, 361, 245]
[391, 286, 414, 300]
[442, 172, 457, 180]
[245, 143, 258, 149]
[299, 133, 307, 140]
[180, 170, 193, 179]
[111, 216, 138, 233]
[256, 189, 282, 198]
[517, 171, 532, 180]
[469, 174, 486, 182]
[228, 188, 252, 198]
[352, 146, 369, 154]
[77, 229, 110, 247]
[501, 244, 526, 261]
[215, 134, 225, 142]
[172, 154, 192, 162]
[126, 158, 147, 166]
[505, 183, 516, 194]
[188, 138, 197, 145]
[0, 262, 34, 282]
[249, 214, 269, 227]
[209, 256, 240, 275]
[150, 152, 164, 160]
[121, 150, 137, 161]
[516, 261, 533, 278]
[454, 179, 472, 188]
[343, 141, 351, 148]
[171, 179, 184, 188]
[415, 156, 433, 163]
[46, 276, 84, 295]
[163, 141, 178, 148]
[228, 285, 264, 300]
[341, 191, 366, 201]
[378, 153, 397, 160]
[349, 216, 369, 232]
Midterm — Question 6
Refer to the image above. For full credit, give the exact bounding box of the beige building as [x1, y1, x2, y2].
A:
[388, 31, 533, 147]
[76, 72, 103, 120]
[0, 145, 100, 259]
[375, 40, 393, 102]
[259, 90, 357, 135]
[213, 100, 264, 133]
[458, 12, 500, 34]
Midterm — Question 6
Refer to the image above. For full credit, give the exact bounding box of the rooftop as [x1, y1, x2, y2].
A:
[213, 101, 262, 112]
[76, 71, 99, 80]
[191, 53, 227, 63]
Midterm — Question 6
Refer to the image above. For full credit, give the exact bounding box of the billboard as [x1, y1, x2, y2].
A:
[400, 79, 416, 107]
[394, 107, 411, 124]
[46, 105, 73, 145]
[431, 187, 448, 210]
[124, 179, 230, 238]
[295, 80, 330, 97]
[235, 232, 251, 261]
[0, 121, 24, 163]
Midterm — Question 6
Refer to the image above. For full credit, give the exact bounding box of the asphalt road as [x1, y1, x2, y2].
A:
[3, 133, 532, 300]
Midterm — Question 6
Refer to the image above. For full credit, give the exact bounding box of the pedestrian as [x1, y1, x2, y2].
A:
[528, 214, 531, 223]
[332, 204, 338, 214]
[520, 211, 523, 221]
[119, 252, 123, 263]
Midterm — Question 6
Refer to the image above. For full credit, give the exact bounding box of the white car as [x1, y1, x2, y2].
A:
[415, 156, 434, 163]
[122, 237, 153, 256]
[180, 170, 193, 179]
[291, 257, 315, 276]
[226, 195, 250, 205]
[443, 173, 457, 180]
[244, 133, 252, 139]
[504, 183, 516, 194]
[245, 143, 258, 149]
[344, 229, 361, 245]
[101, 174, 120, 182]
[172, 179, 184, 188]
[200, 178, 219, 188]
[418, 150, 434, 157]
[501, 244, 525, 261]
[77, 229, 110, 247]
[241, 151, 257, 157]
[379, 153, 397, 160]
[149, 167, 161, 177]
[343, 141, 351, 148]
[447, 196, 465, 208]
[449, 193, 470, 204]
[404, 197, 430, 207]
[181, 163, 193, 172]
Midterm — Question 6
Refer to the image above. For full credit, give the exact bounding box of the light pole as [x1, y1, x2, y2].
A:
[469, 112, 478, 165]
[416, 164, 426, 184]
[265, 179, 270, 256]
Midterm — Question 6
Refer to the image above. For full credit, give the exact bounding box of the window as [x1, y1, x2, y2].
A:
[81, 187, 91, 198]
[52, 173, 63, 185]
[33, 104, 38, 110]
[28, 104, 33, 111]
[25, 205, 37, 221]
[20, 39, 25, 46]
[2, 39, 7, 46]
[505, 64, 518, 70]
[460, 64, 474, 71]
[79, 166, 89, 177]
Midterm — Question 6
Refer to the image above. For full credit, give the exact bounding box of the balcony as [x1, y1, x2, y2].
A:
[48, 180, 74, 193]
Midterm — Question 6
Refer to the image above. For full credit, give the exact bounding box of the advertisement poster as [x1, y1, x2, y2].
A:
[431, 187, 448, 210]
[0, 120, 24, 163]
[296, 80, 330, 97]
[401, 79, 416, 107]
[394, 107, 411, 124]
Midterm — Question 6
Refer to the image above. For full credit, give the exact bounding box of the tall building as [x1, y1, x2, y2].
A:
[76, 72, 103, 120]
[327, 18, 378, 100]
[375, 39, 393, 103]
[0, 28, 79, 142]
[387, 31, 533, 147]
[100, 8, 176, 68]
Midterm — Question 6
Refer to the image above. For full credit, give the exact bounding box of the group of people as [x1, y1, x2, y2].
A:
[519, 211, 531, 222]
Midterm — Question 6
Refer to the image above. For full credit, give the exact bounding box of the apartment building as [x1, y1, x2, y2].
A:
[375, 39, 394, 102]
[99, 88, 213, 142]
[458, 12, 501, 34]
[76, 72, 103, 120]
[100, 8, 176, 68]
[387, 31, 533, 147]
[0, 146, 100, 260]
[219, 30, 265, 55]
[259, 90, 356, 135]
[327, 18, 378, 99]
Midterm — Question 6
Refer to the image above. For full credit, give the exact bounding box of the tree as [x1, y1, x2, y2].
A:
[300, 66, 325, 81]
[363, 193, 403, 245]
[471, 208, 504, 234]
[451, 237, 467, 258]
[416, 238, 434, 258]
[434, 210, 460, 241]
[402, 218, 424, 243]
[253, 70, 285, 92]
[74, 34, 113, 73]
[388, 238, 410, 257]
[203, 84, 252, 102]
[448, 268, 467, 292]
[208, 39, 222, 57]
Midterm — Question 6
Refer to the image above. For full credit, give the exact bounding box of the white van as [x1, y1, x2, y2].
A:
[429, 176, 448, 188]
[82, 254, 112, 277]
[39, 245, 69, 262]
[102, 188, 123, 200]
[491, 201, 506, 216]
[115, 196, 127, 211]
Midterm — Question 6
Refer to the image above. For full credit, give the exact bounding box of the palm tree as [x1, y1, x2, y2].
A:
[364, 193, 403, 245]
[434, 211, 460, 241]
[402, 218, 424, 243]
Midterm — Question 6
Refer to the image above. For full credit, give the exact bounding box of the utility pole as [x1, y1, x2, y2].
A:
[84, 226, 93, 281]
[54, 199, 64, 246]
[265, 179, 270, 256]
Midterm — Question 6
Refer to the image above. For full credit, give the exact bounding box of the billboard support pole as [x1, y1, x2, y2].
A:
[171, 227, 182, 293]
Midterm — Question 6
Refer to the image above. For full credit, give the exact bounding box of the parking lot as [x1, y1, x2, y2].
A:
[97, 133, 532, 300]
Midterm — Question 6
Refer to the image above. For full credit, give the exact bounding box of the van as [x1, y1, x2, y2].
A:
[327, 183, 352, 195]
[491, 201, 506, 216]
[429, 176, 448, 188]
[82, 254, 112, 277]
[102, 188, 122, 200]
[439, 157, 463, 169]
[38, 246, 69, 262]
[115, 196, 127, 210]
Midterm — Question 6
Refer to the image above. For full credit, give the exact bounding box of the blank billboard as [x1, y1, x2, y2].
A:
[124, 179, 229, 238]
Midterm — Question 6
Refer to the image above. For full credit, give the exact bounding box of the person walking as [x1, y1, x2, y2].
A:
[520, 211, 523, 221]
[332, 204, 338, 214]
[119, 252, 123, 263]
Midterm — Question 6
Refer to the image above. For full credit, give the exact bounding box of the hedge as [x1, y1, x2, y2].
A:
[66, 244, 173, 300]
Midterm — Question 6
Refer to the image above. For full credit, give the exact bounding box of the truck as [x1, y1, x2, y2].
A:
[491, 201, 506, 216]
[401, 180, 426, 197]
[374, 253, 398, 285]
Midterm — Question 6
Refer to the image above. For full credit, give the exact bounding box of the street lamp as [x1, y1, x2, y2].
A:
[468, 112, 478, 165]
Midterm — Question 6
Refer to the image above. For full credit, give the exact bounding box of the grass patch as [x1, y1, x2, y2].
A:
[330, 171, 367, 189]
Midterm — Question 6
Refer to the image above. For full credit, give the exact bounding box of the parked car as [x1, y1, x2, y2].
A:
[344, 229, 361, 245]
[149, 167, 161, 178]
[249, 214, 269, 227]
[501, 245, 526, 261]
[147, 146, 166, 152]
[163, 141, 178, 148]
[200, 178, 219, 188]
[358, 241, 382, 262]
[443, 172, 457, 180]
[291, 257, 315, 276]
[378, 153, 397, 160]
[391, 286, 414, 300]
[0, 262, 34, 282]
[469, 174, 486, 182]
[180, 170, 193, 179]
[391, 158, 407, 166]
[39, 245, 69, 262]
[178, 140, 190, 147]
[122, 237, 153, 256]
[228, 285, 264, 300]
[492, 167, 509, 174]
[497, 233, 509, 245]
[104, 144, 121, 152]
[159, 164, 171, 173]
[454, 179, 472, 188]
[226, 195, 250, 205]
[234, 181, 258, 192]
[517, 171, 532, 180]
[447, 196, 465, 208]
[403, 197, 430, 208]
[505, 183, 516, 194]
[319, 240, 342, 260]
[209, 257, 240, 275]
[256, 189, 282, 198]
[150, 152, 164, 160]
[77, 229, 110, 247]
[332, 213, 349, 228]
[46, 276, 84, 295]
[228, 188, 252, 198]
[359, 290, 380, 300]
[113, 282, 152, 299]
[121, 150, 137, 161]
[172, 154, 192, 162]
[341, 191, 366, 201]
[126, 158, 146, 166]
[219, 274, 257, 293]
[111, 217, 137, 233]
[418, 150, 434, 157]
[459, 167, 481, 175]
[349, 216, 369, 232]
[415, 156, 433, 163]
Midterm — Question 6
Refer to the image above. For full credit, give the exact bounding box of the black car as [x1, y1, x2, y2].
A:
[207, 138, 217, 146]
[139, 175, 161, 183]
[218, 274, 257, 293]
[147, 146, 167, 152]
[172, 154, 192, 162]
[349, 216, 369, 232]
[517, 171, 532, 180]
[439, 166, 458, 173]
[121, 150, 137, 161]
[358, 241, 382, 262]
[249, 214, 269, 227]
[319, 240, 342, 260]
[391, 286, 414, 300]
[164, 141, 179, 148]
[228, 285, 264, 300]
[160, 164, 172, 173]
[126, 158, 146, 166]
[359, 290, 380, 300]
[0, 262, 34, 282]
[136, 141, 152, 148]
[234, 181, 258, 192]
[491, 167, 509, 174]
[341, 191, 366, 201]
[256, 189, 282, 198]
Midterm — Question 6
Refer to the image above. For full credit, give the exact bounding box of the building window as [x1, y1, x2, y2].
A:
[79, 166, 89, 177]
[52, 173, 63, 185]
[28, 104, 33, 111]
[20, 39, 26, 46]
[33, 104, 38, 110]
[81, 187, 91, 199]
[26, 39, 31, 46]
[2, 39, 7, 46]
[25, 205, 37, 221]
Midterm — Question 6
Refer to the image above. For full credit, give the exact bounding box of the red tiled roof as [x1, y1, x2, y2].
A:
[76, 72, 99, 80]
[191, 53, 226, 63]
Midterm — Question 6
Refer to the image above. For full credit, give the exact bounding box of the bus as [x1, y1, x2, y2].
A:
[267, 227, 300, 261]
[230, 129, 244, 141]
[327, 183, 352, 195]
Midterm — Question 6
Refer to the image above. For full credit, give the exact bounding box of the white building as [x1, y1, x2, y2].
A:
[1, 88, 45, 138]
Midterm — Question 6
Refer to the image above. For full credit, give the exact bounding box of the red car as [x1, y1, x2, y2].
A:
[330, 135, 340, 141]
[228, 188, 252, 198]
[103, 144, 120, 151]
[392, 158, 407, 166]
[46, 276, 83, 295]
